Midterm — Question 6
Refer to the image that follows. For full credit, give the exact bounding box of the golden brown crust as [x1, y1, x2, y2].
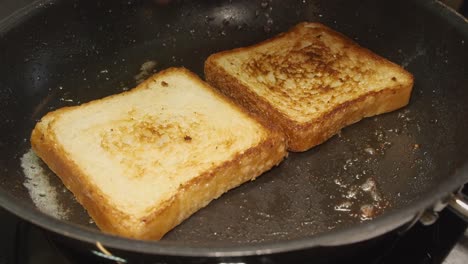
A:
[135, 130, 286, 239]
[205, 22, 414, 152]
[286, 81, 413, 151]
[31, 67, 287, 239]
[205, 59, 296, 144]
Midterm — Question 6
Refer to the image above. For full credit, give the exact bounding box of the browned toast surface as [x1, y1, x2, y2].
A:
[205, 22, 414, 151]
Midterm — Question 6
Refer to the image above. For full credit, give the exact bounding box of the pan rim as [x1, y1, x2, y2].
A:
[0, 0, 467, 258]
[0, 0, 56, 34]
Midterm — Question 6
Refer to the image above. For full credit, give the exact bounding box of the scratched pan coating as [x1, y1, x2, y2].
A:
[0, 0, 467, 248]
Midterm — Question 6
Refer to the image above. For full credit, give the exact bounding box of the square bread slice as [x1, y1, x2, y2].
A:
[31, 68, 287, 240]
[205, 22, 414, 151]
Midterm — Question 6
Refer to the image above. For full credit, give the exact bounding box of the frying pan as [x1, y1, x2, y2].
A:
[0, 0, 467, 262]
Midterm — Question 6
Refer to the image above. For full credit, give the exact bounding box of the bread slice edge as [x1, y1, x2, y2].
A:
[206, 58, 413, 151]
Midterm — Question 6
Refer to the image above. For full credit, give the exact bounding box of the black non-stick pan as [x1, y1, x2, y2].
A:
[0, 0, 467, 263]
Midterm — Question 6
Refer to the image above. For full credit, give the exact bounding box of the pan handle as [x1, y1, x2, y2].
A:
[448, 191, 468, 221]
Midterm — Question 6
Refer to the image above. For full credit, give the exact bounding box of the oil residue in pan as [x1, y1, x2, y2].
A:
[327, 126, 397, 223]
[333, 176, 388, 221]
[20, 149, 95, 226]
[20, 149, 69, 220]
[318, 107, 432, 230]
[134, 60, 158, 84]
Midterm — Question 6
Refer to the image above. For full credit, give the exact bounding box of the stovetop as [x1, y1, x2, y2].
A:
[0, 206, 467, 264]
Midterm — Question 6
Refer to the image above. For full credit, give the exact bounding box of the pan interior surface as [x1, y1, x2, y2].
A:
[0, 0, 467, 250]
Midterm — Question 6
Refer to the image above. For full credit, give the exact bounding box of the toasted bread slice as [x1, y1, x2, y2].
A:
[205, 22, 414, 151]
[31, 68, 287, 240]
